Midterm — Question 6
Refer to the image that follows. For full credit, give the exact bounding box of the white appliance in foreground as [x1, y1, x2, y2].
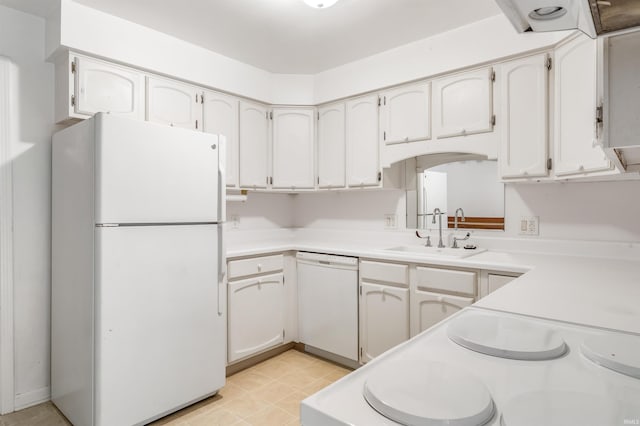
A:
[302, 307, 640, 425]
[51, 113, 226, 426]
[297, 252, 358, 364]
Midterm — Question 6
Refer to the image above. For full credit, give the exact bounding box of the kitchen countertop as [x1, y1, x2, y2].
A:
[225, 229, 640, 336]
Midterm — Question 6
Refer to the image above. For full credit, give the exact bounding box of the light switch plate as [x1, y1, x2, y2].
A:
[519, 216, 539, 236]
[384, 214, 397, 229]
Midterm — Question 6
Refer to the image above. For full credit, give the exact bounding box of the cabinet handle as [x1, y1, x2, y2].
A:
[404, 136, 409, 142]
[437, 295, 444, 303]
[257, 263, 262, 271]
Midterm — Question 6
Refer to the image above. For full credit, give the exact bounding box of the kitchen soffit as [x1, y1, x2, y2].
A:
[58, 0, 501, 74]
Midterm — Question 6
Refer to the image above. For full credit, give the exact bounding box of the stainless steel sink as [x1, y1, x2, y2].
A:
[383, 246, 486, 258]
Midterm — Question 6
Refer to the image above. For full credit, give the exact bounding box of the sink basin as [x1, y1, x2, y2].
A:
[384, 246, 486, 258]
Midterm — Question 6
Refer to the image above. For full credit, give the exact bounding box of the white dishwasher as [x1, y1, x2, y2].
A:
[297, 252, 359, 362]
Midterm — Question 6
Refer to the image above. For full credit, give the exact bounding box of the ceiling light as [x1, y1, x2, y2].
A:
[303, 0, 340, 9]
[528, 6, 567, 20]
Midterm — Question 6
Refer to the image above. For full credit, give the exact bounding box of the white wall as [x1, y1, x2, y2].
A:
[290, 181, 640, 243]
[0, 5, 56, 409]
[293, 190, 406, 231]
[50, 0, 313, 105]
[313, 15, 571, 104]
[226, 193, 296, 231]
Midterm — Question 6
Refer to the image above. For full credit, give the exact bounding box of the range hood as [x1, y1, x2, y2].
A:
[495, 0, 640, 38]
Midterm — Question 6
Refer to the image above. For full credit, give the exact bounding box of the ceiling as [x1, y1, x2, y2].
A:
[0, 0, 502, 74]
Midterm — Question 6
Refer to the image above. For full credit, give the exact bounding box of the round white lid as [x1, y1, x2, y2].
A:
[363, 361, 495, 426]
[581, 333, 640, 379]
[500, 390, 640, 426]
[446, 312, 567, 360]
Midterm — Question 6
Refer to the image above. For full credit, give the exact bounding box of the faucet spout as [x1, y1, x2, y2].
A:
[432, 208, 445, 248]
[454, 208, 465, 230]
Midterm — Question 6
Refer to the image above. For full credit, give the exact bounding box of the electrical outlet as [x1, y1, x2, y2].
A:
[384, 214, 397, 229]
[230, 215, 240, 229]
[519, 216, 539, 236]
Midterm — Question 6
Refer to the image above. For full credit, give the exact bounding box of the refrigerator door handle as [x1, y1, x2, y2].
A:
[218, 223, 226, 316]
[217, 135, 226, 316]
[218, 135, 226, 223]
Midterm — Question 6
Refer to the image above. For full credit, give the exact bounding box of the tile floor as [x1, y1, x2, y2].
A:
[0, 349, 351, 426]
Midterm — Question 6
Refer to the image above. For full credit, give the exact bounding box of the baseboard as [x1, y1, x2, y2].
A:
[14, 386, 50, 411]
[226, 343, 296, 376]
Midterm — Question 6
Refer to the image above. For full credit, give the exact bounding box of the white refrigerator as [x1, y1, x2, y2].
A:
[51, 113, 226, 426]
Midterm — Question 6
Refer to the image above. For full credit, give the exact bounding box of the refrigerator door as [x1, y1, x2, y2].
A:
[94, 113, 221, 224]
[94, 224, 225, 426]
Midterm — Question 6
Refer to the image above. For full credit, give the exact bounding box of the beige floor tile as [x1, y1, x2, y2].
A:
[300, 378, 334, 396]
[221, 395, 272, 419]
[218, 382, 249, 401]
[0, 350, 346, 426]
[227, 370, 274, 391]
[251, 359, 301, 379]
[277, 370, 319, 390]
[244, 405, 296, 426]
[323, 367, 352, 382]
[274, 391, 307, 416]
[186, 408, 243, 426]
[250, 380, 297, 404]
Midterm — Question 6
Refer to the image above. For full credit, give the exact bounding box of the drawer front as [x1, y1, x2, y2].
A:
[360, 260, 408, 285]
[228, 254, 284, 280]
[415, 266, 476, 296]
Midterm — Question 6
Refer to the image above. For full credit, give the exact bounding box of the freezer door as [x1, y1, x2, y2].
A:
[95, 114, 220, 224]
[94, 225, 225, 426]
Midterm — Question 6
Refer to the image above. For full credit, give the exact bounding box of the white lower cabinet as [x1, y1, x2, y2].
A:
[411, 290, 473, 336]
[359, 282, 409, 364]
[227, 273, 284, 363]
[227, 254, 286, 364]
[359, 260, 410, 364]
[410, 266, 476, 337]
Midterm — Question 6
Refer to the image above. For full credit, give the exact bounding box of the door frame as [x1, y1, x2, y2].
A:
[0, 56, 15, 414]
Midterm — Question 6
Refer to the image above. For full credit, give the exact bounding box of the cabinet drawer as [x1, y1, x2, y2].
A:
[415, 266, 476, 296]
[360, 261, 408, 285]
[228, 254, 284, 280]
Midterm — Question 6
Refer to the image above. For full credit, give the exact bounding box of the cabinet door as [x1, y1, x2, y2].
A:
[272, 108, 315, 190]
[411, 290, 473, 336]
[346, 95, 380, 187]
[500, 54, 550, 179]
[359, 282, 409, 364]
[318, 103, 346, 189]
[74, 56, 144, 120]
[146, 77, 202, 130]
[203, 91, 239, 188]
[381, 82, 431, 145]
[433, 67, 494, 139]
[554, 35, 612, 177]
[228, 273, 284, 363]
[239, 101, 270, 189]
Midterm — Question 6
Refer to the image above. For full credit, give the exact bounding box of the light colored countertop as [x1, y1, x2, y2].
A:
[225, 228, 640, 336]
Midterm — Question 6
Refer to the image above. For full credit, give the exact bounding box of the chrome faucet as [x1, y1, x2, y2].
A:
[454, 208, 465, 230]
[432, 208, 445, 248]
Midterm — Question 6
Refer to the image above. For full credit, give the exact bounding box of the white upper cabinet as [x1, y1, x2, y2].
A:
[499, 54, 550, 179]
[380, 82, 431, 145]
[346, 95, 380, 187]
[553, 35, 612, 177]
[146, 77, 202, 130]
[317, 103, 346, 189]
[203, 91, 239, 188]
[239, 100, 270, 189]
[271, 108, 316, 190]
[55, 55, 145, 123]
[433, 67, 494, 139]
